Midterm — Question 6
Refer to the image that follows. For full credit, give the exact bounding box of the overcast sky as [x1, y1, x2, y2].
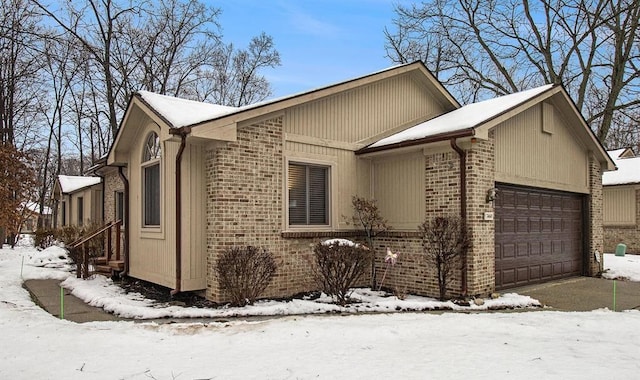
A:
[216, 0, 412, 98]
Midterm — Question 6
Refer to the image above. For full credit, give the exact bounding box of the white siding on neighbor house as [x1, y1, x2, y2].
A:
[372, 152, 425, 230]
[494, 103, 589, 194]
[603, 186, 637, 226]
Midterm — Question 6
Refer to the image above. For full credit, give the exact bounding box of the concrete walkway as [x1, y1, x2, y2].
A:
[510, 277, 640, 311]
[23, 276, 640, 323]
[24, 279, 122, 323]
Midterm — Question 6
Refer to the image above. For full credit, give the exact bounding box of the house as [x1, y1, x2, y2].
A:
[603, 148, 639, 253]
[53, 175, 103, 228]
[106, 61, 614, 302]
[20, 202, 53, 233]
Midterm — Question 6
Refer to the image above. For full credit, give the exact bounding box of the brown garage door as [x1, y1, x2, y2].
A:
[495, 184, 584, 289]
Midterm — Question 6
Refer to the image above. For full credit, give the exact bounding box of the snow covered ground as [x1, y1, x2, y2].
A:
[1, 243, 639, 379]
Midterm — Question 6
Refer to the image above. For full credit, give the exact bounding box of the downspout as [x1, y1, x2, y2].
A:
[450, 138, 468, 297]
[118, 166, 130, 275]
[170, 127, 191, 296]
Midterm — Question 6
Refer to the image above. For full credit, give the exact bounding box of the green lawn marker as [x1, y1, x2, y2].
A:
[20, 256, 24, 279]
[60, 286, 64, 320]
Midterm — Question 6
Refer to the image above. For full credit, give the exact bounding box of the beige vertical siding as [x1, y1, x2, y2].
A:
[181, 144, 207, 290]
[494, 103, 589, 193]
[284, 73, 446, 142]
[372, 152, 425, 229]
[127, 121, 175, 289]
[603, 186, 637, 225]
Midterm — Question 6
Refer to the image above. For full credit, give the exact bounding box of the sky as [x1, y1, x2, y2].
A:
[215, 0, 412, 99]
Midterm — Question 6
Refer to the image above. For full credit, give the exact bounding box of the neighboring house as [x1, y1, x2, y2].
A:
[20, 202, 53, 233]
[603, 148, 640, 253]
[53, 175, 103, 228]
[107, 61, 614, 302]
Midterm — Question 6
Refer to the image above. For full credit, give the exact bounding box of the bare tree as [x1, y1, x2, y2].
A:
[0, 0, 46, 148]
[385, 0, 640, 147]
[419, 216, 470, 301]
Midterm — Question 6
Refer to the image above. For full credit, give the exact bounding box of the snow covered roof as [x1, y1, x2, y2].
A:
[137, 91, 238, 129]
[58, 175, 101, 194]
[607, 148, 635, 160]
[24, 202, 52, 215]
[608, 149, 627, 159]
[603, 156, 640, 186]
[366, 84, 554, 150]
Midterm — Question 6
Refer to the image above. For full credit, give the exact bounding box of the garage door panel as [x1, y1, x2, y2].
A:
[495, 184, 584, 289]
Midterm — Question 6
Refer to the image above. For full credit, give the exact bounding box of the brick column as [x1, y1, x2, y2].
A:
[465, 132, 496, 297]
[587, 154, 604, 275]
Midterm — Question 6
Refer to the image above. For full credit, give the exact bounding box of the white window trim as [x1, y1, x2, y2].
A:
[284, 155, 337, 231]
[140, 131, 163, 236]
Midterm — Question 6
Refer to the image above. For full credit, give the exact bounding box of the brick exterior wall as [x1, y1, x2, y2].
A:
[587, 155, 604, 274]
[102, 167, 125, 259]
[465, 134, 496, 296]
[604, 188, 640, 254]
[384, 150, 464, 298]
[205, 117, 327, 302]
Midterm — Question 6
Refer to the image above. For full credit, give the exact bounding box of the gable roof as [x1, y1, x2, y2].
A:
[607, 148, 635, 159]
[108, 61, 459, 166]
[603, 156, 640, 186]
[137, 91, 238, 129]
[363, 84, 554, 151]
[57, 175, 101, 194]
[357, 84, 614, 171]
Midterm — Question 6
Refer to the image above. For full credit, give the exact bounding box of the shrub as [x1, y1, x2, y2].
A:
[56, 223, 105, 264]
[312, 240, 369, 305]
[347, 196, 390, 289]
[216, 246, 277, 307]
[34, 228, 57, 249]
[419, 216, 470, 301]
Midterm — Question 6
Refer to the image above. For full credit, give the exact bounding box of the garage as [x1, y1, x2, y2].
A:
[495, 184, 585, 289]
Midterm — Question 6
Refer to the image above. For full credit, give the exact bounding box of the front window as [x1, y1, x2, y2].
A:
[142, 132, 161, 227]
[288, 162, 329, 226]
[77, 197, 84, 226]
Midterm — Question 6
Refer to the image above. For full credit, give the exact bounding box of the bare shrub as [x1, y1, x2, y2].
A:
[312, 240, 369, 305]
[216, 246, 277, 306]
[34, 228, 57, 249]
[419, 216, 470, 301]
[348, 196, 390, 289]
[56, 223, 105, 264]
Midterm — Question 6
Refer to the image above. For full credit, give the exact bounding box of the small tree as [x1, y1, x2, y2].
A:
[312, 240, 369, 305]
[349, 196, 390, 289]
[216, 246, 277, 307]
[0, 144, 36, 247]
[419, 216, 470, 301]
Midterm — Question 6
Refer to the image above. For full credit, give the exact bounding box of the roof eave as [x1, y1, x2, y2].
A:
[356, 129, 476, 155]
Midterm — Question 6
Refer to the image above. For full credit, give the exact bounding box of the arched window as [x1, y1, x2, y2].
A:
[142, 132, 161, 226]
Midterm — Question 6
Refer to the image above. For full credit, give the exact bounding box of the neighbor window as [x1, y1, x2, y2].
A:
[61, 201, 66, 226]
[115, 191, 125, 226]
[142, 132, 161, 227]
[77, 197, 84, 226]
[288, 162, 329, 226]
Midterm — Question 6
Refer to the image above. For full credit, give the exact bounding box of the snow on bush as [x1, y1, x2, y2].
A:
[25, 246, 69, 268]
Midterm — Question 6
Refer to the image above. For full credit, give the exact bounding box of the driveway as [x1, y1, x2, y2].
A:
[510, 277, 640, 311]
